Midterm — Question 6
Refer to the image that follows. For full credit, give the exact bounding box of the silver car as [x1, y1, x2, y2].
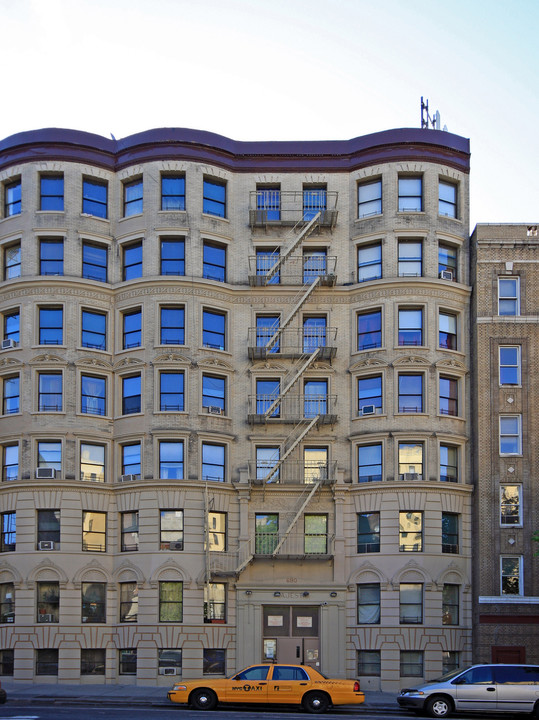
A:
[397, 663, 539, 718]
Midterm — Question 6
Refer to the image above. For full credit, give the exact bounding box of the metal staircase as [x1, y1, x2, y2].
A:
[260, 415, 320, 486]
[271, 478, 323, 556]
[261, 211, 322, 285]
[261, 347, 321, 420]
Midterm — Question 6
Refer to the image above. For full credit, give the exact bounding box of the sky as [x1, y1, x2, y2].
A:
[1, 0, 538, 229]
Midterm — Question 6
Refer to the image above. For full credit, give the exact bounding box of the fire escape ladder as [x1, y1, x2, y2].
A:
[264, 211, 321, 284]
[262, 415, 320, 487]
[265, 276, 321, 352]
[263, 347, 321, 419]
[271, 478, 323, 557]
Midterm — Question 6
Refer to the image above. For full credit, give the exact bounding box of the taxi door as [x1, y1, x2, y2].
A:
[266, 664, 311, 705]
[224, 665, 269, 704]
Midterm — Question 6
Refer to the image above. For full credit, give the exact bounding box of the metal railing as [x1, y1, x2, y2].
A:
[249, 191, 338, 228]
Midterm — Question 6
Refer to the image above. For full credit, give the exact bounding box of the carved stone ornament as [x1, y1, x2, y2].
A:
[392, 355, 431, 366]
[113, 356, 144, 370]
[349, 357, 388, 372]
[154, 352, 192, 365]
[30, 353, 67, 365]
[75, 356, 113, 369]
[198, 357, 235, 371]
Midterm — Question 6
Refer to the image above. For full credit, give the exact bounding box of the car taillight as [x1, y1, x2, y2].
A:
[353, 681, 360, 692]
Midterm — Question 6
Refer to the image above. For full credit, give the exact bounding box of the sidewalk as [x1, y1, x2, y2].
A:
[0, 679, 396, 709]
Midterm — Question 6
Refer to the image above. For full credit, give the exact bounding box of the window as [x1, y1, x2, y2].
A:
[398, 240, 422, 276]
[82, 179, 107, 218]
[160, 238, 185, 275]
[256, 248, 279, 283]
[256, 315, 279, 352]
[159, 372, 184, 411]
[499, 346, 521, 385]
[0, 582, 14, 623]
[80, 443, 105, 483]
[4, 179, 21, 217]
[357, 650, 381, 676]
[255, 513, 278, 554]
[161, 175, 185, 211]
[122, 241, 142, 281]
[442, 651, 460, 675]
[119, 582, 138, 622]
[159, 581, 183, 622]
[3, 309, 19, 344]
[82, 309, 106, 349]
[398, 442, 423, 480]
[207, 512, 226, 551]
[358, 179, 382, 218]
[501, 485, 522, 526]
[357, 309, 382, 351]
[498, 277, 520, 316]
[37, 582, 59, 622]
[202, 309, 226, 350]
[439, 376, 458, 416]
[123, 178, 143, 216]
[357, 583, 380, 624]
[255, 378, 280, 418]
[256, 447, 280, 483]
[202, 374, 225, 413]
[40, 174, 63, 211]
[501, 556, 522, 595]
[119, 649, 137, 675]
[38, 372, 62, 412]
[358, 444, 382, 483]
[203, 649, 226, 675]
[122, 308, 141, 349]
[2, 444, 18, 481]
[303, 184, 326, 220]
[203, 242, 226, 282]
[398, 176, 422, 212]
[36, 649, 59, 676]
[439, 180, 457, 218]
[0, 649, 14, 676]
[3, 375, 19, 415]
[439, 311, 457, 350]
[256, 185, 280, 221]
[358, 375, 382, 415]
[4, 243, 21, 279]
[160, 306, 185, 345]
[204, 583, 226, 622]
[37, 441, 61, 473]
[357, 242, 382, 282]
[82, 582, 106, 623]
[442, 584, 459, 625]
[400, 651, 423, 677]
[442, 512, 459, 554]
[40, 239, 63, 275]
[122, 374, 141, 415]
[120, 511, 139, 551]
[500, 415, 522, 455]
[159, 649, 182, 674]
[400, 583, 423, 623]
[303, 249, 327, 283]
[82, 242, 107, 282]
[398, 374, 423, 413]
[303, 316, 327, 352]
[160, 509, 184, 550]
[399, 511, 423, 552]
[82, 511, 106, 552]
[357, 512, 380, 553]
[81, 649, 105, 676]
[304, 378, 327, 417]
[438, 243, 457, 279]
[440, 444, 458, 482]
[202, 443, 225, 482]
[121, 443, 140, 478]
[37, 509, 60, 545]
[304, 447, 328, 484]
[203, 179, 226, 218]
[398, 308, 423, 345]
[81, 375, 106, 416]
[159, 440, 184, 479]
[39, 307, 63, 345]
[304, 514, 327, 554]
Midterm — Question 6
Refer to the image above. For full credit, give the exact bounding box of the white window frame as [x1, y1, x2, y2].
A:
[500, 555, 523, 596]
[499, 415, 522, 456]
[500, 485, 522, 527]
[498, 277, 520, 316]
[499, 346, 521, 386]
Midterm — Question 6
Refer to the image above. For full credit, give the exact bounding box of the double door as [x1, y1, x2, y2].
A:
[262, 605, 320, 670]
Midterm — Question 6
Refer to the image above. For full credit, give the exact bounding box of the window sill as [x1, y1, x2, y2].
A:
[80, 213, 110, 223]
[202, 213, 229, 223]
[479, 595, 535, 603]
[119, 213, 144, 221]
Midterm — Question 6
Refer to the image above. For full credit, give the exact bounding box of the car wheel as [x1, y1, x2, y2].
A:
[425, 695, 452, 718]
[190, 688, 217, 711]
[302, 690, 330, 714]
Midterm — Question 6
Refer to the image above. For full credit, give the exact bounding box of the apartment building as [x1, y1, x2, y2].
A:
[471, 223, 539, 664]
[0, 126, 471, 690]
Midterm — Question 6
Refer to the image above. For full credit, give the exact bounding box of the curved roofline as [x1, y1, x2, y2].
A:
[0, 126, 470, 174]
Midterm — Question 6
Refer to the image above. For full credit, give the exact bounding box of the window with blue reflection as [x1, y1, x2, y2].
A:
[358, 179, 382, 218]
[398, 374, 423, 413]
[159, 372, 184, 411]
[3, 376, 19, 415]
[357, 310, 381, 351]
[398, 176, 422, 212]
[398, 309, 423, 346]
[203, 242, 226, 282]
[81, 375, 106, 416]
[304, 379, 327, 417]
[123, 179, 143, 216]
[256, 315, 279, 352]
[39, 307, 63, 345]
[82, 243, 107, 282]
[256, 378, 280, 416]
[398, 241, 422, 276]
[202, 310, 225, 350]
[202, 374, 225, 412]
[38, 441, 61, 471]
[160, 307, 184, 345]
[358, 375, 382, 414]
[202, 443, 225, 482]
[358, 243, 382, 282]
[256, 186, 280, 221]
[256, 249, 279, 284]
[161, 176, 185, 211]
[123, 309, 141, 349]
[122, 241, 142, 281]
[40, 240, 63, 276]
[303, 250, 327, 283]
[203, 179, 226, 218]
[122, 443, 140, 476]
[3, 444, 18, 481]
[4, 310, 19, 343]
[303, 316, 326, 352]
[4, 244, 21, 280]
[358, 444, 382, 483]
[82, 179, 107, 218]
[122, 375, 141, 415]
[303, 186, 326, 220]
[5, 180, 21, 217]
[38, 373, 62, 412]
[160, 239, 185, 276]
[40, 175, 64, 211]
[82, 310, 106, 350]
[1, 512, 16, 551]
[159, 441, 184, 479]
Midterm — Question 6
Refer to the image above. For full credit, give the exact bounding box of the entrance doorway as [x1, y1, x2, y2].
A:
[262, 605, 320, 670]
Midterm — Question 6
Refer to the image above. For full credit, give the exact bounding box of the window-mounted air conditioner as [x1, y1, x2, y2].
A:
[159, 667, 178, 675]
[1, 339, 17, 349]
[38, 540, 55, 551]
[207, 405, 223, 415]
[36, 468, 56, 479]
[361, 404, 376, 416]
[403, 473, 420, 481]
[38, 614, 54, 623]
[119, 474, 136, 482]
[439, 270, 453, 281]
[169, 541, 183, 551]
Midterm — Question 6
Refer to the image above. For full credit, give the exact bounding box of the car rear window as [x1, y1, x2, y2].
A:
[272, 666, 309, 681]
[495, 666, 539, 684]
[458, 667, 494, 684]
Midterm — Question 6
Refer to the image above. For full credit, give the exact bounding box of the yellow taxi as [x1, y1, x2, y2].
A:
[168, 662, 365, 713]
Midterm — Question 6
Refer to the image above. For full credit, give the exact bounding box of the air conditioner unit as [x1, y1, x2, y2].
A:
[207, 405, 223, 415]
[159, 667, 178, 676]
[439, 270, 453, 281]
[169, 541, 183, 551]
[38, 540, 54, 551]
[1, 339, 17, 349]
[403, 473, 420, 481]
[361, 404, 376, 416]
[119, 474, 136, 482]
[36, 468, 56, 479]
[38, 614, 54, 623]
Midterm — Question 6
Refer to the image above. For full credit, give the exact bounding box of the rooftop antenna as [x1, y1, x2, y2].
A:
[421, 97, 442, 130]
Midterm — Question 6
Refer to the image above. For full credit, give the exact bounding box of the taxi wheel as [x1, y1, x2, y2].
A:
[302, 690, 330, 714]
[190, 688, 217, 711]
[425, 695, 452, 718]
